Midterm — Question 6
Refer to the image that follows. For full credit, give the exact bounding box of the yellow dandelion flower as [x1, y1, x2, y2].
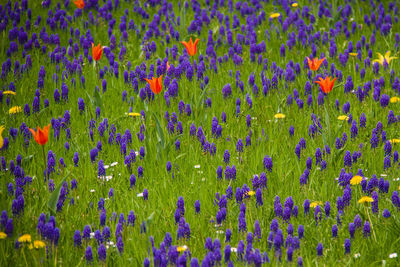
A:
[291, 3, 298, 7]
[270, 13, 280, 19]
[358, 196, 373, 204]
[310, 201, 323, 208]
[337, 115, 349, 121]
[390, 139, 400, 144]
[18, 234, 32, 243]
[33, 240, 46, 249]
[274, 113, 286, 119]
[177, 245, 188, 253]
[245, 191, 256, 197]
[9, 106, 22, 114]
[390, 96, 400, 103]
[0, 232, 7, 239]
[0, 126, 5, 150]
[2, 91, 16, 95]
[349, 52, 358, 57]
[350, 175, 363, 185]
[128, 112, 141, 117]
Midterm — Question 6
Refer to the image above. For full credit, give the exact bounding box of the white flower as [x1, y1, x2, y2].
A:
[104, 165, 110, 169]
[354, 253, 361, 258]
[137, 193, 144, 197]
[90, 232, 95, 239]
[98, 175, 113, 182]
[231, 247, 237, 253]
[194, 165, 201, 169]
[90, 189, 96, 193]
[216, 230, 224, 234]
[111, 162, 118, 167]
[389, 253, 398, 258]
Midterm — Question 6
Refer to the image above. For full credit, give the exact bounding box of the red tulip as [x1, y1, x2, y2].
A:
[29, 124, 51, 146]
[144, 75, 163, 95]
[91, 43, 103, 62]
[180, 38, 200, 56]
[314, 76, 337, 94]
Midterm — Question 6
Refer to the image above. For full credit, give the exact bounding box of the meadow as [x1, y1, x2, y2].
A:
[1, 0, 400, 266]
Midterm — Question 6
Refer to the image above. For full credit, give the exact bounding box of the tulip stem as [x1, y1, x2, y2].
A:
[42, 145, 47, 182]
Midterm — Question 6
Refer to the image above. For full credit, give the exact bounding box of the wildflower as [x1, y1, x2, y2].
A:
[270, 13, 280, 19]
[338, 115, 349, 121]
[363, 221, 370, 237]
[274, 113, 286, 119]
[73, 0, 85, 9]
[383, 209, 391, 218]
[390, 96, 400, 103]
[307, 57, 325, 71]
[310, 201, 323, 208]
[0, 126, 5, 149]
[9, 106, 22, 114]
[177, 245, 188, 252]
[18, 234, 31, 243]
[85, 246, 93, 262]
[315, 76, 337, 94]
[128, 112, 141, 117]
[2, 91, 16, 95]
[144, 75, 163, 94]
[29, 240, 46, 249]
[0, 232, 6, 239]
[91, 43, 103, 62]
[291, 3, 298, 7]
[180, 38, 200, 56]
[344, 239, 351, 254]
[98, 244, 107, 261]
[317, 243, 323, 256]
[350, 175, 362, 185]
[29, 124, 51, 145]
[372, 51, 397, 66]
[358, 196, 373, 204]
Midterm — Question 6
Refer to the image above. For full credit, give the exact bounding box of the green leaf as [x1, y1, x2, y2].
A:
[47, 176, 67, 215]
[93, 88, 103, 109]
[152, 112, 165, 149]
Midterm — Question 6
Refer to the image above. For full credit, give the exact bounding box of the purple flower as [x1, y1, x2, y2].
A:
[344, 238, 351, 254]
[316, 243, 323, 256]
[98, 244, 107, 261]
[73, 230, 81, 247]
[143, 189, 148, 200]
[363, 221, 370, 237]
[85, 246, 93, 263]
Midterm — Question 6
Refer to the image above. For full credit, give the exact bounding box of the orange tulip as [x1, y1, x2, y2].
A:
[91, 43, 103, 62]
[307, 57, 325, 71]
[144, 75, 163, 94]
[73, 0, 85, 9]
[180, 38, 200, 56]
[29, 124, 51, 146]
[314, 76, 337, 94]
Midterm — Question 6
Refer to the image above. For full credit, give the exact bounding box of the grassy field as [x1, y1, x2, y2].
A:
[1, 0, 400, 266]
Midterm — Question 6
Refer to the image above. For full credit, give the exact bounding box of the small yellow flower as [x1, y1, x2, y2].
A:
[350, 175, 363, 185]
[2, 91, 16, 95]
[0, 232, 7, 239]
[9, 106, 22, 114]
[274, 113, 286, 119]
[177, 245, 188, 252]
[291, 3, 298, 7]
[390, 139, 400, 144]
[310, 201, 323, 208]
[358, 196, 373, 204]
[18, 234, 32, 243]
[390, 97, 400, 103]
[0, 126, 5, 150]
[349, 52, 358, 57]
[29, 240, 46, 249]
[128, 112, 141, 117]
[270, 13, 280, 19]
[245, 191, 256, 197]
[372, 51, 398, 66]
[337, 115, 349, 121]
